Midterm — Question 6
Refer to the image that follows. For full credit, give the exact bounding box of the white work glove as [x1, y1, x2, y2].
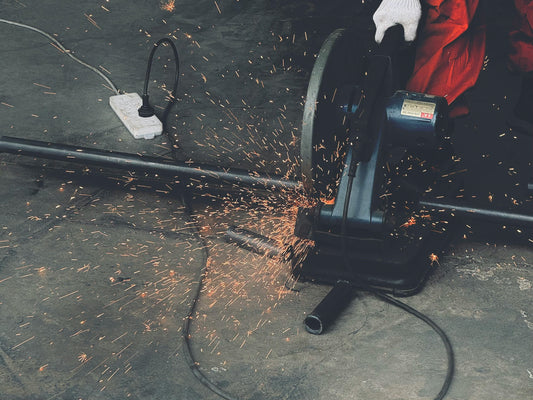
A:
[372, 0, 422, 43]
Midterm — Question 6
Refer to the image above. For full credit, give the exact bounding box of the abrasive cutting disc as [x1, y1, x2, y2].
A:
[300, 28, 372, 197]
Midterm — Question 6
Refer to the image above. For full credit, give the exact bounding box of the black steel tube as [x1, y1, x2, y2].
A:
[0, 136, 300, 192]
[420, 200, 533, 227]
[225, 226, 283, 258]
[304, 280, 354, 335]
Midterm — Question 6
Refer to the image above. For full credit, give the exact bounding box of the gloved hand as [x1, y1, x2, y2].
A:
[373, 0, 422, 43]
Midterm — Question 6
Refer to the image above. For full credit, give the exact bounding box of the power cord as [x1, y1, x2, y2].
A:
[372, 290, 454, 400]
[138, 37, 181, 153]
[340, 187, 453, 399]
[138, 38, 180, 120]
[179, 193, 241, 400]
[0, 18, 119, 95]
[335, 55, 453, 399]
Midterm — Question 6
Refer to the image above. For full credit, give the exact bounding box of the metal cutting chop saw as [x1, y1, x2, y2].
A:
[291, 26, 458, 296]
[283, 25, 532, 334]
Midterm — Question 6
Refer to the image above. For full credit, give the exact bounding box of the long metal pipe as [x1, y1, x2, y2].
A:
[0, 136, 301, 192]
[420, 200, 533, 227]
[2, 137, 531, 227]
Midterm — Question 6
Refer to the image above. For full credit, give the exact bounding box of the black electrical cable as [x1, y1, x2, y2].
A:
[341, 173, 355, 271]
[335, 62, 453, 399]
[340, 253, 454, 398]
[179, 193, 241, 400]
[340, 87, 362, 274]
[340, 180, 454, 399]
[339, 154, 453, 400]
[140, 38, 180, 116]
[372, 290, 455, 400]
[139, 38, 181, 153]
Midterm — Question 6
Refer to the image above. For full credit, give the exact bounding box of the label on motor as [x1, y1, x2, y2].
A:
[401, 99, 436, 120]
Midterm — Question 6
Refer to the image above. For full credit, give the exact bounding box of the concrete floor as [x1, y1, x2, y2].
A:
[0, 1, 532, 399]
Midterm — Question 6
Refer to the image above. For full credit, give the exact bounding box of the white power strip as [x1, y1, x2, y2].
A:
[109, 93, 163, 139]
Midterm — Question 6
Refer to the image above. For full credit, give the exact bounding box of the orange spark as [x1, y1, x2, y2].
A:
[321, 197, 335, 205]
[160, 0, 175, 11]
[401, 216, 417, 228]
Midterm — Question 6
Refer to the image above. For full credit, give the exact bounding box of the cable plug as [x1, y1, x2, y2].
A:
[110, 93, 162, 139]
[138, 94, 155, 117]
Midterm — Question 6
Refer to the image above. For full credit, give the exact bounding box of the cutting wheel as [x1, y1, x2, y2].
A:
[300, 28, 373, 196]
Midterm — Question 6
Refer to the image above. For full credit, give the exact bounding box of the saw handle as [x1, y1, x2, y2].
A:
[376, 24, 413, 54]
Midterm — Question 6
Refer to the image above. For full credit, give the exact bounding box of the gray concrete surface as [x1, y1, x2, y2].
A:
[0, 1, 532, 399]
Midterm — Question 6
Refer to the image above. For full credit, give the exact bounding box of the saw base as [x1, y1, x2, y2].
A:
[292, 225, 454, 296]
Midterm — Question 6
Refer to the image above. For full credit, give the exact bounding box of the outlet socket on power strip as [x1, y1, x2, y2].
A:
[110, 93, 163, 139]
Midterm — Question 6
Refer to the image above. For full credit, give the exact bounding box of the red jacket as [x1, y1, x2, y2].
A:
[406, 0, 533, 105]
